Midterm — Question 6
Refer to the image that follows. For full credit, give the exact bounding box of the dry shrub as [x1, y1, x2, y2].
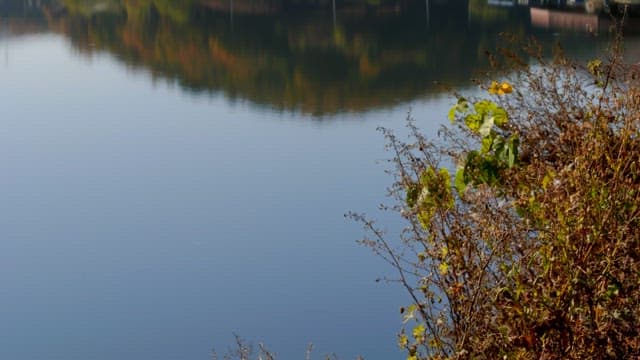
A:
[353, 29, 640, 359]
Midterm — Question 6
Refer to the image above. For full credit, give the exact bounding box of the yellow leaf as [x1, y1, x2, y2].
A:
[398, 334, 409, 348]
[488, 81, 500, 95]
[412, 324, 426, 339]
[439, 262, 449, 275]
[441, 246, 448, 258]
[489, 81, 513, 95]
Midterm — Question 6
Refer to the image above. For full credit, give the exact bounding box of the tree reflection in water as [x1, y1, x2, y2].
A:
[1, 0, 638, 115]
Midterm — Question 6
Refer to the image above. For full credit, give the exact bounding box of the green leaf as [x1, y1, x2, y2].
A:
[406, 183, 421, 208]
[479, 115, 495, 137]
[438, 167, 450, 178]
[493, 106, 509, 127]
[455, 166, 467, 194]
[491, 136, 511, 167]
[507, 147, 516, 167]
[402, 304, 417, 323]
[507, 136, 519, 168]
[606, 283, 620, 298]
[587, 58, 602, 76]
[490, 135, 503, 154]
[449, 98, 469, 123]
[474, 99, 493, 114]
[481, 134, 494, 154]
[419, 167, 435, 186]
[465, 113, 482, 132]
[478, 157, 500, 185]
[448, 106, 457, 123]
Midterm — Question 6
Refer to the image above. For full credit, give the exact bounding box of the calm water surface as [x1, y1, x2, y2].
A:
[0, 1, 636, 359]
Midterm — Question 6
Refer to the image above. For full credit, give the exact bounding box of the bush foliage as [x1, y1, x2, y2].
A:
[354, 33, 640, 359]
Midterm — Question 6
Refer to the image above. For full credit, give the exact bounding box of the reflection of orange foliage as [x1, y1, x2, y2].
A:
[114, 17, 423, 114]
[209, 39, 237, 67]
[41, 5, 71, 35]
[34, 2, 477, 115]
[358, 54, 380, 77]
[209, 38, 256, 83]
[378, 50, 426, 67]
[120, 26, 145, 54]
[119, 23, 206, 82]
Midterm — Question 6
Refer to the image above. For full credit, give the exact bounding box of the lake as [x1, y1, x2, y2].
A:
[0, 0, 635, 359]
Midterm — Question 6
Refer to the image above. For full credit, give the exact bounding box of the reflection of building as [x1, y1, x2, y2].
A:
[488, 0, 517, 6]
[530, 7, 607, 31]
[481, 0, 640, 33]
[522, 0, 608, 13]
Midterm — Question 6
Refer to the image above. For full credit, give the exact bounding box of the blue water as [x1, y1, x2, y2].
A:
[0, 34, 455, 359]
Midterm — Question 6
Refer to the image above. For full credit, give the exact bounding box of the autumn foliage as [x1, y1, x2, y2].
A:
[355, 34, 640, 359]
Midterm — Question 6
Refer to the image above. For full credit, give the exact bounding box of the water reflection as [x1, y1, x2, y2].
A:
[2, 0, 637, 114]
[0, 2, 638, 360]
